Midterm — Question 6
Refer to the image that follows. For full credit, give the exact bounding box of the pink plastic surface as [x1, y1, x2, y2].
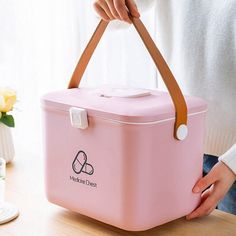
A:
[41, 88, 207, 231]
[42, 88, 207, 123]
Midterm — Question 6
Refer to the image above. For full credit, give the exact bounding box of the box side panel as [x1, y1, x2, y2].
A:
[119, 112, 206, 231]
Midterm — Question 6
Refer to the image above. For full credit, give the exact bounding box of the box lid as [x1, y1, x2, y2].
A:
[41, 87, 207, 123]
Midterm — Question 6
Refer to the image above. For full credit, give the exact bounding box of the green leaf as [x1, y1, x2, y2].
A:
[0, 114, 15, 127]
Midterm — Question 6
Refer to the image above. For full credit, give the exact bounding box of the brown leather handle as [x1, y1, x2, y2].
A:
[68, 17, 188, 140]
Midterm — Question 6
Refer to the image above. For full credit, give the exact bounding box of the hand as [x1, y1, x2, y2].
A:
[186, 161, 236, 220]
[93, 0, 140, 23]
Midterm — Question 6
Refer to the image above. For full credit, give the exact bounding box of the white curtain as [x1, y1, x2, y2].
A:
[0, 0, 158, 154]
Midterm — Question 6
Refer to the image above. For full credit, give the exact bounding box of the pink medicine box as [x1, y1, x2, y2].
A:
[41, 17, 207, 231]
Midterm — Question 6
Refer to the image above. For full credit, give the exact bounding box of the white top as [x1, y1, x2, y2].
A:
[135, 0, 236, 174]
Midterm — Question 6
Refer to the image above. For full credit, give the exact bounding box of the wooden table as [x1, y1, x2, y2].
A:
[2, 148, 236, 236]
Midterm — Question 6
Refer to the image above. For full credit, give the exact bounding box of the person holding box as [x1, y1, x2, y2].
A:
[93, 0, 236, 219]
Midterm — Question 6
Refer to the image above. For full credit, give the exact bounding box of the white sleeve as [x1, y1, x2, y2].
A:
[135, 0, 156, 12]
[219, 144, 236, 175]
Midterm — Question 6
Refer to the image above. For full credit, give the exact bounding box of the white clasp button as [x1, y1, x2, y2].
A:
[69, 107, 88, 129]
[176, 124, 188, 141]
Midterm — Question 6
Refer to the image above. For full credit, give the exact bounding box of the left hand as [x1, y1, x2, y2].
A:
[186, 161, 236, 220]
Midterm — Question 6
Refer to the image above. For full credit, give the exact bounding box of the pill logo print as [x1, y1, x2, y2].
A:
[72, 151, 94, 175]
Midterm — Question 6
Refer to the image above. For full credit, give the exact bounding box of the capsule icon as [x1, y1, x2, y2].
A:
[72, 151, 94, 175]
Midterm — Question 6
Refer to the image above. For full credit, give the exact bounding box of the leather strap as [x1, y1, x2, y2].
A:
[68, 17, 188, 140]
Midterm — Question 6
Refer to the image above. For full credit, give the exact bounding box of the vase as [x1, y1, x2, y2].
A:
[0, 123, 15, 163]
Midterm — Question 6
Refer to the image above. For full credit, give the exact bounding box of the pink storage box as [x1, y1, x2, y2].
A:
[41, 17, 207, 231]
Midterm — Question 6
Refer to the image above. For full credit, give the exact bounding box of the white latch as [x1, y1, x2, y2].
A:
[69, 107, 88, 129]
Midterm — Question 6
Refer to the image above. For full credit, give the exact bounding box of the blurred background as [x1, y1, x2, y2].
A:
[0, 0, 169, 155]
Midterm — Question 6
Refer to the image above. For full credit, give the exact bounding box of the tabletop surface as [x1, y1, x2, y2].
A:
[2, 149, 236, 236]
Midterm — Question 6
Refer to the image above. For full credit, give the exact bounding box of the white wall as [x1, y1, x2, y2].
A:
[0, 0, 158, 154]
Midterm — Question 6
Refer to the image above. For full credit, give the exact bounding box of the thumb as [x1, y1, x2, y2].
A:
[193, 170, 217, 193]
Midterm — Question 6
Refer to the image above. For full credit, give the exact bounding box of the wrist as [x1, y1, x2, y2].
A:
[219, 160, 236, 180]
[218, 144, 236, 176]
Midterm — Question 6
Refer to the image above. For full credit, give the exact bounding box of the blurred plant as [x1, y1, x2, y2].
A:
[0, 88, 17, 127]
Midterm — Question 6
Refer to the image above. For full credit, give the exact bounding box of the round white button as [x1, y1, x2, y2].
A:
[176, 124, 188, 141]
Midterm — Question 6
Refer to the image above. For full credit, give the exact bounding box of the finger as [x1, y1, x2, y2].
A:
[200, 188, 212, 203]
[105, 0, 121, 19]
[189, 205, 216, 220]
[93, 2, 110, 21]
[192, 170, 217, 193]
[126, 0, 140, 18]
[187, 182, 224, 220]
[114, 0, 132, 23]
[97, 0, 115, 20]
[186, 197, 217, 220]
[186, 188, 213, 220]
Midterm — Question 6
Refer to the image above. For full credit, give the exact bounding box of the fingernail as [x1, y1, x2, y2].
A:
[193, 186, 200, 193]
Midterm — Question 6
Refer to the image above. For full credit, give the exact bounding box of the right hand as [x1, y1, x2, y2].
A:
[93, 0, 140, 23]
[186, 161, 236, 220]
